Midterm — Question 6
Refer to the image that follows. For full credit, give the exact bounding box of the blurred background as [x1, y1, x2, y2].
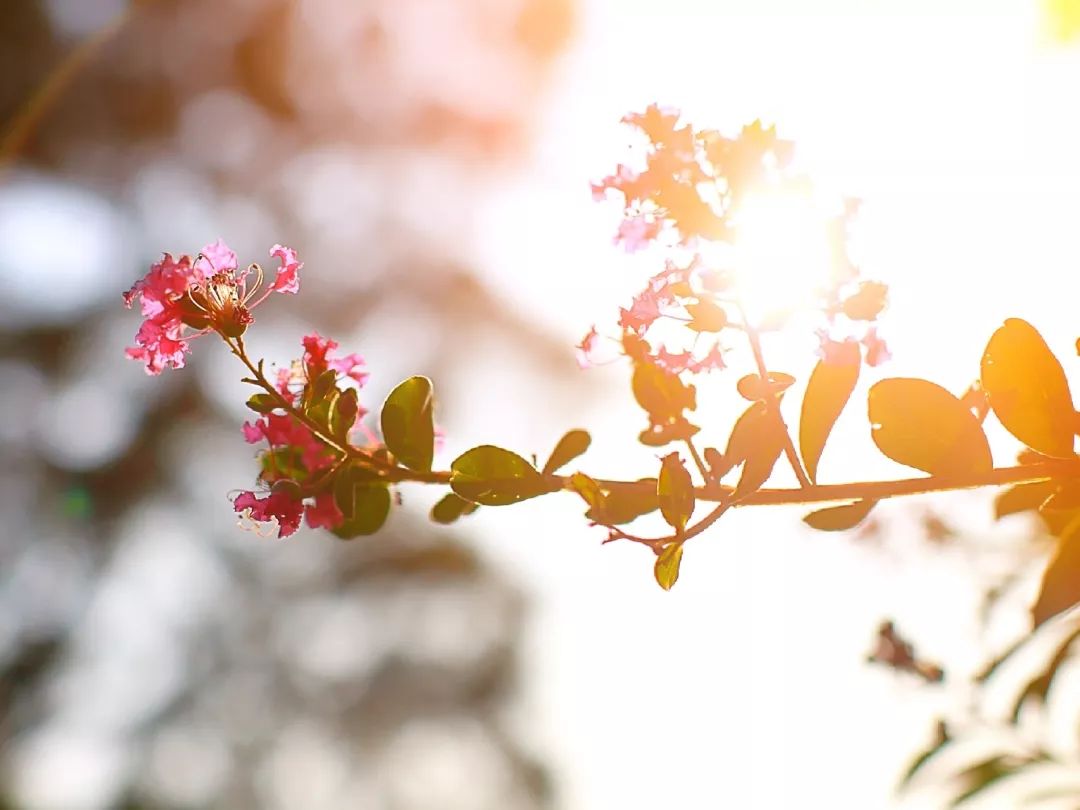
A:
[3, 1, 1080, 808]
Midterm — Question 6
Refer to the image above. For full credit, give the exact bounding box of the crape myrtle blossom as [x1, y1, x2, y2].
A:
[123, 239, 302, 374]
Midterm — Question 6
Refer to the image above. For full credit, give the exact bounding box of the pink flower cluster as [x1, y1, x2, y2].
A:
[123, 240, 302, 374]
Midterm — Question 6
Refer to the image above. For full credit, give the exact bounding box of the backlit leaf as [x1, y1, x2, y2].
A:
[654, 542, 684, 590]
[1032, 514, 1080, 627]
[800, 341, 861, 483]
[246, 393, 279, 414]
[802, 499, 877, 532]
[685, 300, 728, 332]
[332, 465, 391, 539]
[585, 479, 659, 525]
[381, 376, 435, 472]
[869, 378, 993, 476]
[981, 318, 1076, 458]
[658, 452, 695, 532]
[723, 401, 787, 501]
[450, 445, 551, 506]
[542, 429, 591, 475]
[993, 480, 1056, 520]
[430, 492, 479, 525]
[632, 361, 696, 422]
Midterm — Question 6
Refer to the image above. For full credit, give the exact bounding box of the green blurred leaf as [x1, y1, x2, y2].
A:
[654, 542, 684, 590]
[381, 376, 435, 472]
[450, 445, 551, 506]
[802, 499, 876, 532]
[994, 480, 1056, 520]
[1032, 514, 1080, 627]
[542, 429, 591, 475]
[330, 387, 359, 440]
[332, 465, 390, 539]
[800, 342, 861, 483]
[869, 378, 993, 476]
[981, 318, 1076, 458]
[430, 492, 479, 525]
[246, 393, 279, 414]
[658, 453, 695, 532]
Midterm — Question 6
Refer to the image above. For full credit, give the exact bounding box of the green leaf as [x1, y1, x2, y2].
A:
[332, 466, 391, 539]
[1032, 514, 1080, 627]
[802, 499, 876, 532]
[330, 387, 359, 440]
[685, 300, 728, 332]
[430, 492, 479, 525]
[868, 378, 993, 476]
[381, 376, 435, 472]
[585, 479, 658, 525]
[654, 542, 684, 590]
[800, 342, 861, 483]
[450, 445, 551, 506]
[994, 480, 1057, 520]
[246, 393, 279, 414]
[981, 318, 1076, 458]
[568, 472, 606, 511]
[658, 452, 695, 532]
[542, 429, 591, 475]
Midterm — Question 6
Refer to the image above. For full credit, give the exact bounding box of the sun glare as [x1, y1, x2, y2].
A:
[728, 188, 835, 320]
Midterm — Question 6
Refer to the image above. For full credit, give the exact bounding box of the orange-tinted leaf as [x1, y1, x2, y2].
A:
[994, 480, 1056, 520]
[802, 499, 877, 532]
[1032, 516, 1080, 627]
[658, 453, 695, 532]
[981, 318, 1076, 458]
[542, 429, 591, 475]
[568, 471, 605, 511]
[869, 378, 993, 476]
[737, 372, 795, 401]
[654, 542, 684, 590]
[725, 402, 787, 501]
[800, 342, 861, 483]
[685, 300, 728, 332]
[840, 280, 888, 321]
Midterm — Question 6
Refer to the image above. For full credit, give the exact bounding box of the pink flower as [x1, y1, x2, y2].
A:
[243, 413, 335, 472]
[305, 491, 344, 530]
[124, 317, 190, 374]
[234, 488, 304, 538]
[195, 238, 238, 277]
[575, 325, 600, 369]
[615, 214, 662, 253]
[269, 244, 302, 294]
[302, 333, 368, 387]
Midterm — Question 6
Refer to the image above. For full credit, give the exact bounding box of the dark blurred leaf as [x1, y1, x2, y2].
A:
[800, 342, 861, 483]
[869, 378, 992, 476]
[802, 499, 876, 532]
[450, 445, 551, 506]
[994, 480, 1056, 520]
[586, 479, 659, 525]
[330, 387, 359, 440]
[658, 453, 695, 533]
[430, 492, 479, 525]
[1033, 517, 1080, 627]
[542, 429, 591, 475]
[1008, 626, 1080, 722]
[981, 318, 1076, 458]
[654, 542, 684, 591]
[332, 466, 390, 539]
[632, 361, 696, 422]
[949, 755, 1021, 807]
[381, 376, 435, 472]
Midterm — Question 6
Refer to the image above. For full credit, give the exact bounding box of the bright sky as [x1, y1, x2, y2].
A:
[474, 2, 1080, 808]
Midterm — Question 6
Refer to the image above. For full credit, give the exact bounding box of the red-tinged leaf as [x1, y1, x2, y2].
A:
[868, 378, 993, 476]
[802, 499, 877, 532]
[542, 429, 591, 475]
[654, 542, 684, 590]
[658, 453, 695, 532]
[1032, 515, 1080, 627]
[981, 318, 1076, 458]
[800, 342, 861, 483]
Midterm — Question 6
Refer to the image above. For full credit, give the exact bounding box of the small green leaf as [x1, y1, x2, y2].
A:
[658, 452, 695, 532]
[685, 300, 728, 332]
[430, 492, 479, 525]
[246, 393, 279, 414]
[381, 376, 435, 472]
[330, 387, 359, 440]
[994, 480, 1057, 520]
[542, 429, 591, 475]
[1032, 514, 1080, 627]
[981, 318, 1076, 458]
[654, 542, 684, 590]
[800, 341, 861, 483]
[332, 466, 391, 539]
[869, 378, 993, 476]
[802, 499, 877, 532]
[450, 445, 551, 506]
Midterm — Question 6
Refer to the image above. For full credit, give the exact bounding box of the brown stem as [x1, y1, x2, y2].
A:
[684, 437, 709, 483]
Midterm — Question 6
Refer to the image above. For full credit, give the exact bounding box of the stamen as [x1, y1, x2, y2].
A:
[242, 263, 264, 304]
